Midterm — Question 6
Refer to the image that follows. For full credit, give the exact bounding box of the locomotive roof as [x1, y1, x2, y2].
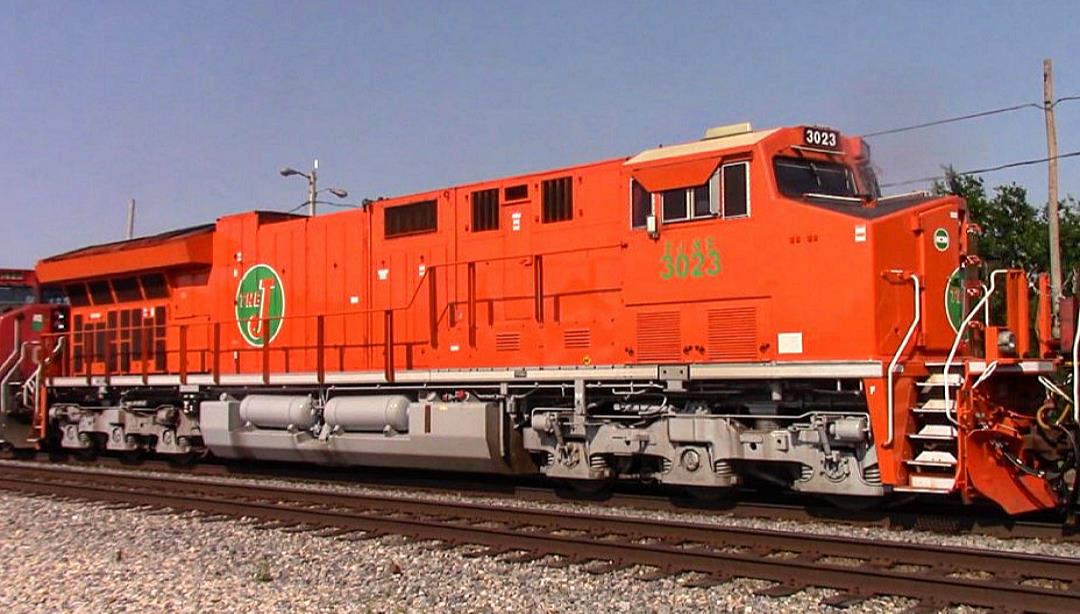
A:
[41, 224, 215, 262]
[37, 223, 216, 283]
[625, 127, 779, 166]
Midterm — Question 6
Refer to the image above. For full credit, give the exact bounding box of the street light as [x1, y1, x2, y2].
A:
[279, 159, 349, 217]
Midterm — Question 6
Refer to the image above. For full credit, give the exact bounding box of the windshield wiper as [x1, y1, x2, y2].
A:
[802, 193, 862, 204]
[877, 190, 931, 203]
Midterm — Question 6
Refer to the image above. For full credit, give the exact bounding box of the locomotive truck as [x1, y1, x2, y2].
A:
[1, 122, 1076, 515]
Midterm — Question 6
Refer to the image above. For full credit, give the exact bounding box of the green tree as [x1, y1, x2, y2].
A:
[934, 168, 1080, 290]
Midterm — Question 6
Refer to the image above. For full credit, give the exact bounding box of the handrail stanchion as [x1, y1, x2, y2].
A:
[262, 318, 270, 385]
[103, 327, 112, 386]
[428, 266, 438, 349]
[534, 255, 544, 323]
[316, 315, 325, 385]
[179, 325, 188, 385]
[141, 322, 150, 385]
[467, 262, 476, 348]
[212, 322, 221, 385]
[384, 310, 395, 383]
[89, 329, 97, 385]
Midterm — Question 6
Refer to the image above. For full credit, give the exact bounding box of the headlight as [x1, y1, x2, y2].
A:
[997, 329, 1018, 356]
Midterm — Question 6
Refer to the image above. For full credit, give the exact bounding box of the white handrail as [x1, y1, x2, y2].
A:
[1073, 297, 1080, 423]
[0, 317, 21, 416]
[943, 269, 1008, 426]
[885, 272, 920, 447]
[23, 337, 61, 408]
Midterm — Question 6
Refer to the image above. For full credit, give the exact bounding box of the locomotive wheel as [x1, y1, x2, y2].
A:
[821, 494, 880, 512]
[119, 450, 145, 465]
[74, 448, 99, 462]
[166, 448, 208, 468]
[684, 486, 736, 502]
[0, 443, 36, 461]
[555, 478, 614, 498]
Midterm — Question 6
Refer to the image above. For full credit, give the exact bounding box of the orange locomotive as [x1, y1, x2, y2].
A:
[8, 122, 1075, 514]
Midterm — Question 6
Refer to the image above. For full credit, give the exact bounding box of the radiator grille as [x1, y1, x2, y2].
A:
[636, 312, 681, 362]
[563, 328, 591, 349]
[495, 332, 521, 352]
[706, 307, 758, 360]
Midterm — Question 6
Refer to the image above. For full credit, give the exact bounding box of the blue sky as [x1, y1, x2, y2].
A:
[2, 1, 1080, 265]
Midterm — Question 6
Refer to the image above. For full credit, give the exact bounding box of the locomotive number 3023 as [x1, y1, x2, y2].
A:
[659, 238, 721, 280]
[804, 127, 839, 149]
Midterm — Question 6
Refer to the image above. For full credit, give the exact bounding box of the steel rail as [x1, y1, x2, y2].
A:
[2, 463, 1079, 612]
[1, 456, 1075, 542]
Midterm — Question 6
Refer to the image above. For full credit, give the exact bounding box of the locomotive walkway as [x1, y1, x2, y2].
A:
[1, 462, 1078, 612]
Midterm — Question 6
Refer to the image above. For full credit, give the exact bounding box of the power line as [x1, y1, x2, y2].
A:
[863, 95, 1080, 139]
[863, 102, 1042, 138]
[287, 199, 360, 213]
[880, 150, 1080, 188]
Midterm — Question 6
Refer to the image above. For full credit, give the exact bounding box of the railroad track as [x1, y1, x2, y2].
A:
[1, 462, 1078, 612]
[6, 453, 1076, 543]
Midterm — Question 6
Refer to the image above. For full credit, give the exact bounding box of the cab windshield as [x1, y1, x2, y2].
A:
[857, 162, 881, 199]
[0, 285, 35, 308]
[774, 157, 858, 199]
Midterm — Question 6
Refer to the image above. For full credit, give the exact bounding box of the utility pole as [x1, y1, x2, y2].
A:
[126, 198, 136, 240]
[308, 159, 319, 217]
[1044, 58, 1062, 335]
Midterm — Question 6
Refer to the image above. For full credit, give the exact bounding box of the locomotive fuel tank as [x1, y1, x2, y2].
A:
[200, 395, 518, 473]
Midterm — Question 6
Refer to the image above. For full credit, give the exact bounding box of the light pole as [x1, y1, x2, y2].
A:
[280, 159, 349, 217]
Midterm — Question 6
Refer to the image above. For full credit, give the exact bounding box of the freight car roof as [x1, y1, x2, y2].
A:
[37, 224, 215, 283]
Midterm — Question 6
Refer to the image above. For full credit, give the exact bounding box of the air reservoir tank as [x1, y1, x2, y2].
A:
[324, 395, 411, 433]
[238, 395, 315, 430]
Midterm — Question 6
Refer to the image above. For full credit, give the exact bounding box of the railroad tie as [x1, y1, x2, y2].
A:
[755, 582, 805, 598]
[681, 573, 729, 588]
[501, 551, 546, 564]
[821, 591, 870, 608]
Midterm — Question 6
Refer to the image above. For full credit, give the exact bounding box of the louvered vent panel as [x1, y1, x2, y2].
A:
[706, 307, 758, 360]
[564, 329, 591, 349]
[495, 332, 521, 352]
[636, 312, 681, 362]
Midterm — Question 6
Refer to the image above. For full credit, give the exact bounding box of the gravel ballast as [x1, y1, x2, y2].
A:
[1, 458, 1076, 613]
[0, 490, 927, 613]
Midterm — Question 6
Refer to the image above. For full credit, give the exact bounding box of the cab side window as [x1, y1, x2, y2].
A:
[632, 162, 750, 226]
[631, 180, 651, 228]
[722, 162, 749, 218]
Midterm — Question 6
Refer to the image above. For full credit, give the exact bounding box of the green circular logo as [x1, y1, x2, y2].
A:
[933, 228, 950, 252]
[235, 264, 285, 347]
[945, 266, 965, 332]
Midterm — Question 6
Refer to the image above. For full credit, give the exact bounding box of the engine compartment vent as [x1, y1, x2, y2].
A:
[563, 328, 591, 349]
[495, 332, 521, 352]
[636, 311, 681, 362]
[706, 307, 758, 360]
